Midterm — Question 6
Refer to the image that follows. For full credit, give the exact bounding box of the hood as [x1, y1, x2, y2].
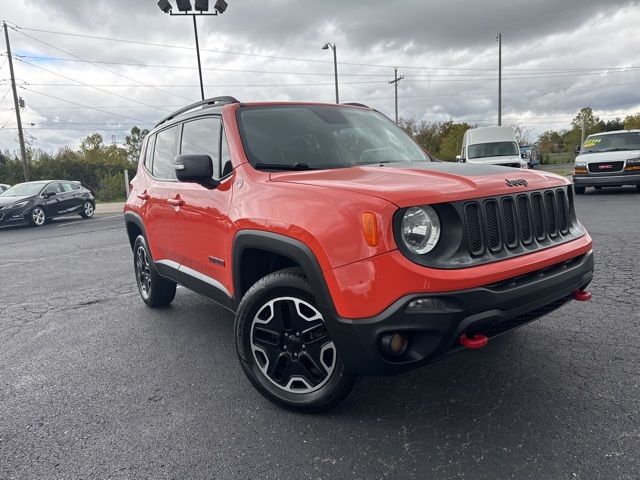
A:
[269, 162, 568, 207]
[0, 195, 33, 207]
[576, 149, 640, 163]
[467, 155, 524, 165]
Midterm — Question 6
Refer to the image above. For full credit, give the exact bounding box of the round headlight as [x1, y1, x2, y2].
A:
[401, 205, 441, 254]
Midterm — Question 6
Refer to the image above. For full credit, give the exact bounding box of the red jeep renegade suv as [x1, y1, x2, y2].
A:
[124, 97, 594, 412]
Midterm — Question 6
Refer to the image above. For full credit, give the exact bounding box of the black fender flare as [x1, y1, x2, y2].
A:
[123, 211, 148, 252]
[231, 230, 335, 313]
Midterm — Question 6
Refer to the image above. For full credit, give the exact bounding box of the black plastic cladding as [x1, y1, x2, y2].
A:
[393, 185, 585, 269]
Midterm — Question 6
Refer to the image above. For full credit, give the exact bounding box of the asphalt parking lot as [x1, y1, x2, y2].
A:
[1, 189, 638, 480]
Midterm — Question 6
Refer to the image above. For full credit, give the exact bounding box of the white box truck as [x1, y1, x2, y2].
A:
[457, 126, 527, 168]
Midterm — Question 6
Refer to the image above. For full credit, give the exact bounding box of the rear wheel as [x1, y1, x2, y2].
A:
[133, 235, 176, 307]
[30, 206, 46, 226]
[235, 269, 356, 412]
[80, 201, 95, 219]
[574, 186, 586, 195]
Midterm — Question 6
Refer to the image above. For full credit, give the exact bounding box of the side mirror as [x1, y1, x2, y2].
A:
[173, 155, 219, 188]
[456, 155, 465, 163]
[43, 191, 56, 198]
[573, 146, 580, 155]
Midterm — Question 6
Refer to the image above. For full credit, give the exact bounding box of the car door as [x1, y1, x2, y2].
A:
[170, 116, 234, 301]
[41, 182, 65, 216]
[139, 126, 181, 264]
[62, 182, 84, 212]
[58, 182, 77, 213]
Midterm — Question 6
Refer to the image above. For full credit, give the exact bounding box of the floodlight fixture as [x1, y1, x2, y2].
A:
[175, 0, 193, 12]
[214, 0, 228, 14]
[157, 0, 172, 13]
[194, 0, 209, 11]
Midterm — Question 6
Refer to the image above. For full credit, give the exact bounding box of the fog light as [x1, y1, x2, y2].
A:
[380, 332, 409, 357]
[405, 298, 445, 313]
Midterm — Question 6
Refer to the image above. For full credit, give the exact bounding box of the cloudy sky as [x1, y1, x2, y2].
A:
[1, 0, 639, 152]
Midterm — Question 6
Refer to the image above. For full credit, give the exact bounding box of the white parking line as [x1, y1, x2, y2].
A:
[57, 215, 122, 227]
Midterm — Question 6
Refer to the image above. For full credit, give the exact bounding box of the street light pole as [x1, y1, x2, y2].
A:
[322, 43, 339, 103]
[157, 0, 228, 101]
[192, 15, 204, 100]
[497, 32, 502, 126]
[3, 22, 29, 181]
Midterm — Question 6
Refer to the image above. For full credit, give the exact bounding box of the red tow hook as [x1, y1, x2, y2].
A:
[459, 333, 488, 349]
[573, 289, 592, 301]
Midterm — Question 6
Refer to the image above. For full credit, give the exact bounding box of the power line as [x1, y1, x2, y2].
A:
[13, 25, 640, 74]
[20, 86, 150, 123]
[13, 28, 196, 103]
[13, 53, 640, 79]
[17, 59, 173, 113]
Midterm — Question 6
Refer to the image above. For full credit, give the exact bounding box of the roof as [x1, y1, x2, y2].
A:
[586, 129, 640, 136]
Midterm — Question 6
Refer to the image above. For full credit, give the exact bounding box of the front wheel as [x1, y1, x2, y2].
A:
[30, 206, 46, 226]
[574, 186, 586, 195]
[234, 269, 356, 413]
[133, 235, 176, 307]
[80, 201, 95, 219]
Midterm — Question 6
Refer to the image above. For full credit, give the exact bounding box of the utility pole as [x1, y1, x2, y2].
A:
[497, 32, 502, 126]
[581, 117, 586, 145]
[388, 67, 404, 124]
[3, 22, 29, 181]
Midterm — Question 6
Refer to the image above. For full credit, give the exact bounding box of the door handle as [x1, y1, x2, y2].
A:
[137, 192, 150, 201]
[168, 197, 184, 207]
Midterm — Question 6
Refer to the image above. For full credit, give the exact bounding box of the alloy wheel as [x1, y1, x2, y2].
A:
[32, 208, 45, 226]
[250, 296, 336, 393]
[135, 246, 152, 298]
[84, 202, 94, 217]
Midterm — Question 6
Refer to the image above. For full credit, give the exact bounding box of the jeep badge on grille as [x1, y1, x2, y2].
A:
[505, 179, 528, 187]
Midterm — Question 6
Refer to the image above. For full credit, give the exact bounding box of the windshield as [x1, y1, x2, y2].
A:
[581, 132, 640, 153]
[468, 141, 519, 159]
[237, 105, 430, 170]
[0, 182, 47, 197]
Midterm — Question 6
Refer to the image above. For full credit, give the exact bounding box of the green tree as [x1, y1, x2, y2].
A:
[624, 113, 640, 129]
[124, 126, 149, 163]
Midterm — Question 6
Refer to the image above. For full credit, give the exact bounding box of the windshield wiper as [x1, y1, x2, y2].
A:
[253, 162, 317, 171]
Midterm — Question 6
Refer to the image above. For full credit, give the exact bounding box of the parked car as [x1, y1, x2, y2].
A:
[0, 180, 95, 227]
[124, 97, 594, 412]
[0, 183, 10, 193]
[573, 130, 640, 194]
[519, 144, 541, 168]
[457, 126, 528, 168]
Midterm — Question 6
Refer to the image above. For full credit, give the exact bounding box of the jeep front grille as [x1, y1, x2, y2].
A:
[463, 187, 573, 258]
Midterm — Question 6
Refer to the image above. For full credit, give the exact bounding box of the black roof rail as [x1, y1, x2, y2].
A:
[341, 102, 371, 109]
[155, 96, 240, 127]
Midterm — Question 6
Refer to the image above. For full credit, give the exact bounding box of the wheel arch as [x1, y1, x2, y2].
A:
[232, 230, 334, 312]
[124, 211, 147, 252]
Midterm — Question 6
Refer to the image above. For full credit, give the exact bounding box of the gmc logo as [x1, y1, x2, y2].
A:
[598, 164, 613, 170]
[505, 179, 528, 187]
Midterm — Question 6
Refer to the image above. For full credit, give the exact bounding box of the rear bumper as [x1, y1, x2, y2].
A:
[573, 172, 640, 187]
[325, 250, 594, 376]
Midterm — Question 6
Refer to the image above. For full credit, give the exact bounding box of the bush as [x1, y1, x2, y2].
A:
[96, 172, 126, 202]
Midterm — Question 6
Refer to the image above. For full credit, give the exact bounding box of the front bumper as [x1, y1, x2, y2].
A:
[325, 250, 594, 376]
[573, 171, 640, 187]
[0, 206, 29, 226]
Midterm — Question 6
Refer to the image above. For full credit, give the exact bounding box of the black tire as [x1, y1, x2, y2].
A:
[235, 268, 356, 413]
[133, 235, 176, 307]
[636, 185, 640, 193]
[29, 206, 47, 227]
[574, 186, 586, 195]
[80, 201, 95, 219]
